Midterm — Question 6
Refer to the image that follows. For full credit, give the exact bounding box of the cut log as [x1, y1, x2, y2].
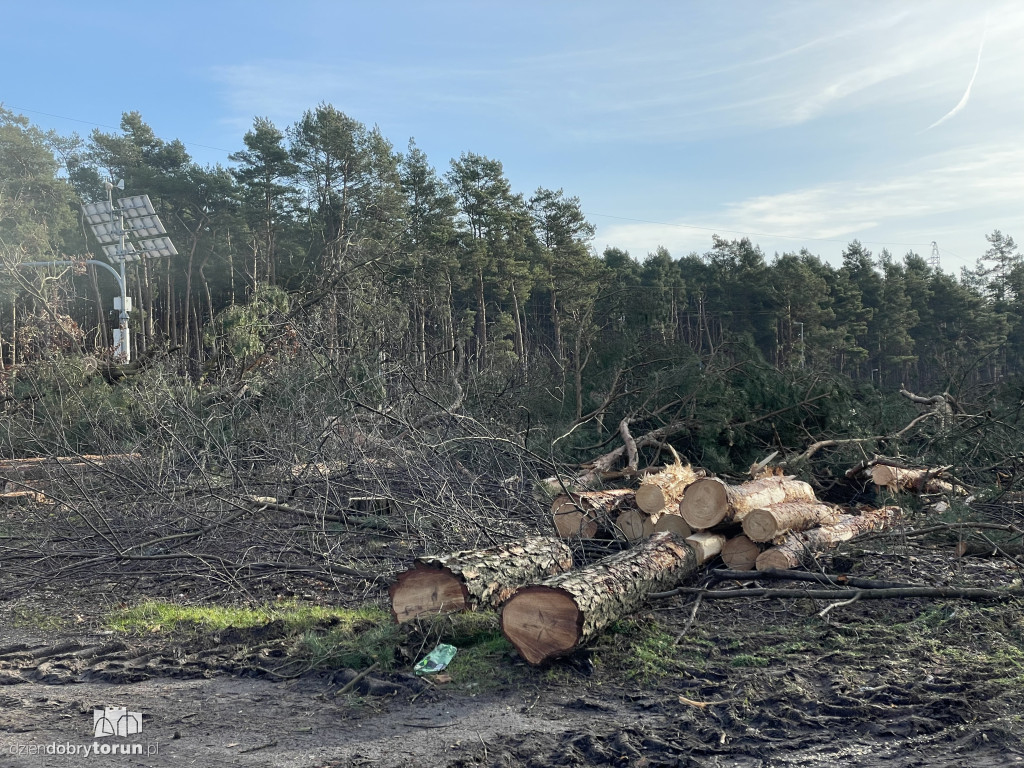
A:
[615, 509, 647, 543]
[871, 465, 961, 495]
[720, 535, 763, 570]
[0, 490, 46, 506]
[0, 454, 140, 481]
[635, 461, 700, 514]
[742, 501, 844, 543]
[755, 506, 902, 571]
[653, 512, 692, 539]
[551, 489, 635, 538]
[685, 531, 725, 563]
[500, 531, 707, 664]
[389, 537, 572, 623]
[679, 476, 816, 530]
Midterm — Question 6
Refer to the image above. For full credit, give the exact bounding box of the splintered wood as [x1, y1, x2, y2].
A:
[500, 532, 708, 664]
[635, 461, 700, 515]
[389, 537, 573, 623]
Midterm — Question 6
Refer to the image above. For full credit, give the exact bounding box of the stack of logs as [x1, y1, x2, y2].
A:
[391, 459, 925, 666]
[550, 461, 903, 572]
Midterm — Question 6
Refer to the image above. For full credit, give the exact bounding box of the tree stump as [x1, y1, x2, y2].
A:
[390, 537, 573, 623]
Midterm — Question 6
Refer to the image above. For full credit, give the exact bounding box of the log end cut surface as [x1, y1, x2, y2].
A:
[678, 478, 728, 529]
[654, 512, 692, 539]
[389, 567, 468, 623]
[754, 548, 793, 572]
[552, 498, 600, 538]
[741, 508, 778, 543]
[501, 586, 581, 665]
[721, 535, 762, 571]
[634, 485, 666, 515]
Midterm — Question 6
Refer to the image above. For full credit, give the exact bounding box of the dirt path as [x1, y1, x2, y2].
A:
[3, 551, 1024, 767]
[1, 632, 1021, 768]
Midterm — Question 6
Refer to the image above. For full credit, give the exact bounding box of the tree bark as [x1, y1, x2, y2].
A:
[755, 506, 902, 571]
[551, 489, 635, 539]
[389, 537, 573, 623]
[720, 534, 763, 570]
[679, 476, 816, 530]
[742, 501, 844, 543]
[635, 461, 700, 515]
[500, 531, 705, 665]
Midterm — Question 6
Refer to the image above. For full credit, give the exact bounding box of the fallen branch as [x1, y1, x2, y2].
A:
[707, 569, 916, 590]
[651, 585, 1024, 601]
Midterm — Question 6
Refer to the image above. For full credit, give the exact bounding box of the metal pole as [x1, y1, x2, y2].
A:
[106, 181, 131, 364]
[21, 259, 128, 361]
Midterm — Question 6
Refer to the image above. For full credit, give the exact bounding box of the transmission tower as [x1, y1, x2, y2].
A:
[929, 241, 941, 271]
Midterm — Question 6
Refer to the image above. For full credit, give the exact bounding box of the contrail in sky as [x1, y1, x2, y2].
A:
[926, 29, 986, 131]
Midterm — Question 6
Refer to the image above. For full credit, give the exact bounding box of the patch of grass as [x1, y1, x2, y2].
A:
[301, 619, 406, 671]
[591, 618, 691, 681]
[301, 609, 522, 683]
[9, 605, 67, 631]
[108, 600, 382, 634]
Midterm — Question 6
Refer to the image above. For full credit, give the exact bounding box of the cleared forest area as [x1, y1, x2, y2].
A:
[0, 106, 1023, 766]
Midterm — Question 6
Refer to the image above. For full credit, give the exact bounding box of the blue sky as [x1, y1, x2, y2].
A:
[3, 1, 1021, 272]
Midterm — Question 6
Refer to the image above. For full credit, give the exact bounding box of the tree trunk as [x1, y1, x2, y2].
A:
[389, 537, 572, 623]
[635, 461, 700, 515]
[679, 476, 816, 530]
[500, 531, 704, 665]
[551, 489, 635, 539]
[742, 501, 843, 543]
[755, 506, 902, 571]
[475, 266, 487, 371]
[871, 465, 960, 495]
[720, 534, 763, 570]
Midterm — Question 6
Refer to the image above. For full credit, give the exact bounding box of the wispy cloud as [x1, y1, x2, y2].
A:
[594, 142, 1024, 266]
[925, 28, 987, 131]
[210, 3, 1024, 146]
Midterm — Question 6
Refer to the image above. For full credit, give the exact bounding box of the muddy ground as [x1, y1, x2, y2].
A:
[1, 546, 1023, 767]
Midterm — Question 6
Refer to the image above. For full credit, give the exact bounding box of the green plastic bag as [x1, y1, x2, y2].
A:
[414, 643, 457, 675]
